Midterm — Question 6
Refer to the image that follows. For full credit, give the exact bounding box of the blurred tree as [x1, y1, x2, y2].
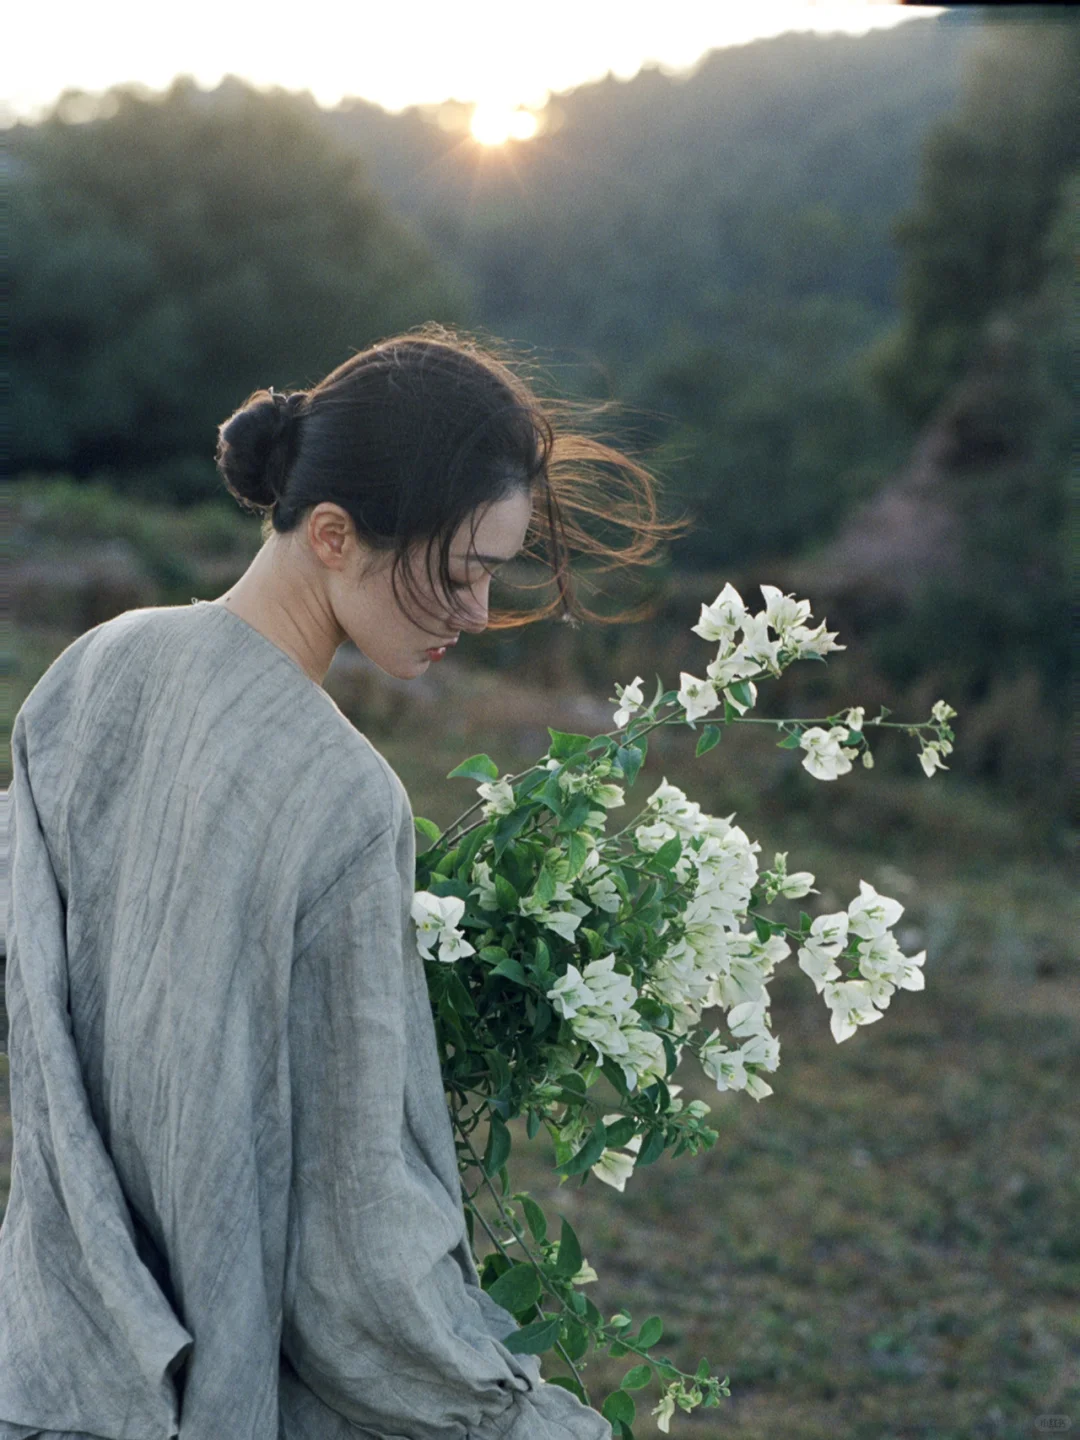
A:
[867, 10, 1080, 425]
[11, 77, 460, 501]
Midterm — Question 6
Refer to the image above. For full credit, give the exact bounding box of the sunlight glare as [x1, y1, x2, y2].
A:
[470, 104, 539, 146]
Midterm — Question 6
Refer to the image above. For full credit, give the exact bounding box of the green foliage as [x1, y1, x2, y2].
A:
[10, 78, 460, 495]
[867, 14, 1080, 425]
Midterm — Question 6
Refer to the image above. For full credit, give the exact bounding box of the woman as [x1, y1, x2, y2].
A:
[1, 328, 684, 1438]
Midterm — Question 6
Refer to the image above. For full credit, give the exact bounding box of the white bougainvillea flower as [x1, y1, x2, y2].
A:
[411, 891, 464, 949]
[705, 645, 760, 690]
[847, 880, 904, 940]
[540, 904, 589, 943]
[433, 928, 476, 963]
[857, 931, 926, 993]
[546, 963, 598, 1020]
[843, 706, 866, 733]
[931, 699, 957, 723]
[590, 1116, 644, 1192]
[612, 675, 645, 729]
[796, 910, 850, 993]
[469, 859, 499, 911]
[691, 582, 747, 643]
[635, 819, 679, 853]
[411, 892, 474, 963]
[736, 613, 784, 676]
[699, 1034, 748, 1092]
[919, 742, 949, 778]
[785, 619, 845, 658]
[590, 1144, 638, 1192]
[726, 997, 772, 1040]
[592, 782, 626, 809]
[823, 979, 886, 1043]
[571, 1010, 631, 1059]
[581, 954, 638, 1016]
[759, 584, 813, 639]
[677, 672, 721, 723]
[770, 853, 817, 899]
[799, 726, 857, 781]
[617, 1022, 667, 1091]
[570, 1259, 598, 1285]
[476, 777, 516, 816]
[652, 1386, 677, 1434]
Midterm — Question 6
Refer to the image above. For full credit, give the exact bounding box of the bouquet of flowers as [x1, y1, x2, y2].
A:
[411, 582, 957, 1436]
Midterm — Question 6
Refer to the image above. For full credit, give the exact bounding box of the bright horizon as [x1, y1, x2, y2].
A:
[3, 2, 944, 130]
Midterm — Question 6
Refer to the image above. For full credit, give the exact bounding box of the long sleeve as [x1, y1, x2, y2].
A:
[280, 823, 612, 1440]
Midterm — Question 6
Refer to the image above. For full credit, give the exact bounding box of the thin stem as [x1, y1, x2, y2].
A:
[455, 1122, 589, 1398]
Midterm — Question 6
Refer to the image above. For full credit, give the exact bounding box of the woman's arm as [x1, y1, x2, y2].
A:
[282, 840, 612, 1440]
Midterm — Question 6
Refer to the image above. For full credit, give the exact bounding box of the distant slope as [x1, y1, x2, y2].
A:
[324, 19, 979, 379]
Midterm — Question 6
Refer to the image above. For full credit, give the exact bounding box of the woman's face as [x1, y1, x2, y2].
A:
[330, 487, 534, 680]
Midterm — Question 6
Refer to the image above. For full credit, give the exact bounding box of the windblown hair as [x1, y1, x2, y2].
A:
[216, 323, 690, 639]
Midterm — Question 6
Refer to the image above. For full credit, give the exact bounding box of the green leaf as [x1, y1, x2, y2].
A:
[435, 849, 460, 876]
[653, 836, 682, 869]
[753, 915, 773, 944]
[555, 1119, 608, 1177]
[776, 730, 803, 750]
[531, 999, 553, 1036]
[561, 1317, 591, 1363]
[553, 1217, 584, 1279]
[487, 1264, 542, 1315]
[558, 1069, 588, 1097]
[447, 754, 499, 783]
[479, 946, 509, 963]
[636, 1316, 663, 1349]
[494, 809, 533, 861]
[695, 725, 722, 757]
[414, 816, 442, 847]
[636, 1128, 667, 1167]
[799, 911, 813, 934]
[525, 1110, 541, 1140]
[601, 1390, 636, 1426]
[503, 1315, 561, 1355]
[537, 773, 565, 817]
[695, 1357, 711, 1381]
[604, 1117, 638, 1149]
[489, 957, 528, 985]
[483, 1115, 512, 1177]
[548, 728, 594, 760]
[535, 866, 557, 908]
[621, 1364, 653, 1390]
[728, 681, 753, 708]
[566, 830, 590, 879]
[519, 1194, 548, 1244]
[614, 743, 645, 786]
[494, 874, 520, 911]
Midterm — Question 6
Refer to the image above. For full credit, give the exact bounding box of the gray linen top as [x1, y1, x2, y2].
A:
[0, 601, 611, 1440]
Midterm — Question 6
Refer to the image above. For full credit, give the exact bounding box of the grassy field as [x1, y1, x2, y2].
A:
[4, 539, 1078, 1437]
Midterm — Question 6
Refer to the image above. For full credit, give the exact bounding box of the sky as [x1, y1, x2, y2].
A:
[3, 1, 944, 132]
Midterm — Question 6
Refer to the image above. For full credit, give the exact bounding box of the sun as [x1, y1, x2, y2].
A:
[469, 104, 539, 146]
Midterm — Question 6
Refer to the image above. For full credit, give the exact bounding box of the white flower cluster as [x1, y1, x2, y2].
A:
[797, 880, 926, 1041]
[625, 778, 789, 1099]
[410, 892, 477, 964]
[546, 954, 668, 1094]
[919, 699, 957, 777]
[668, 583, 844, 727]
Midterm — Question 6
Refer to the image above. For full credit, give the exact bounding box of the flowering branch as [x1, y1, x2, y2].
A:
[410, 581, 956, 1431]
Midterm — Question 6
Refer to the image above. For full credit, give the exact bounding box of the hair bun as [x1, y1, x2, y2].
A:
[216, 387, 306, 512]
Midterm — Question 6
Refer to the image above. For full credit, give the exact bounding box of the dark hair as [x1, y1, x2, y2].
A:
[216, 323, 689, 639]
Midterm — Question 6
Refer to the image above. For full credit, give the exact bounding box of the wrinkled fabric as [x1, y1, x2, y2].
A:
[0, 602, 610, 1440]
